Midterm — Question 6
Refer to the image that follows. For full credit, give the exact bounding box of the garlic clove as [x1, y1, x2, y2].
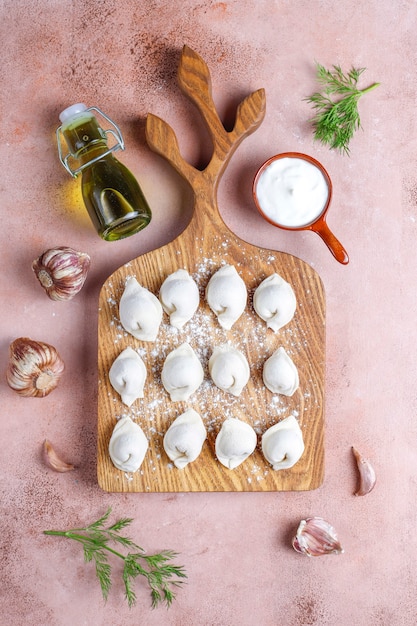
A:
[352, 446, 376, 496]
[292, 517, 344, 557]
[32, 246, 90, 301]
[6, 337, 65, 397]
[43, 439, 75, 472]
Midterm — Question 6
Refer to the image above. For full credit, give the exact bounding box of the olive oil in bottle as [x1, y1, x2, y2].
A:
[56, 103, 152, 241]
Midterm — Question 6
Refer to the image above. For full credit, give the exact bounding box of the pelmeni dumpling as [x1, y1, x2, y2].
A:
[209, 344, 250, 397]
[163, 408, 207, 469]
[263, 347, 299, 396]
[261, 415, 304, 470]
[205, 264, 247, 330]
[108, 416, 149, 472]
[215, 417, 257, 469]
[253, 273, 296, 332]
[159, 269, 200, 329]
[161, 342, 204, 401]
[119, 277, 163, 341]
[109, 347, 147, 407]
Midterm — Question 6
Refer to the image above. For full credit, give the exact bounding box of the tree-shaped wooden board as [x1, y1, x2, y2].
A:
[97, 46, 325, 493]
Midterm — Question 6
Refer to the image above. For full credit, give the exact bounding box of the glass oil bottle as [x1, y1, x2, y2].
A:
[56, 103, 152, 241]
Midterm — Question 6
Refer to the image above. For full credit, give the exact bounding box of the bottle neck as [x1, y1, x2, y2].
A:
[61, 113, 108, 158]
[77, 144, 112, 167]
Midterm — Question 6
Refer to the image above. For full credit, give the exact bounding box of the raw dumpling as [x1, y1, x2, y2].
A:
[253, 273, 296, 332]
[159, 269, 200, 329]
[261, 415, 304, 470]
[108, 416, 148, 472]
[263, 347, 299, 396]
[109, 346, 147, 407]
[163, 408, 207, 469]
[205, 264, 247, 330]
[161, 342, 204, 401]
[209, 344, 250, 397]
[119, 277, 163, 341]
[215, 417, 257, 469]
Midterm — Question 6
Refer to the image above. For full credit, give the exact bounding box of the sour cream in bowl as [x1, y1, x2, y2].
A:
[254, 154, 329, 227]
[253, 152, 349, 264]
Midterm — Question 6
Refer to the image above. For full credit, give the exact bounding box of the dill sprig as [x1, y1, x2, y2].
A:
[43, 508, 187, 609]
[306, 63, 380, 154]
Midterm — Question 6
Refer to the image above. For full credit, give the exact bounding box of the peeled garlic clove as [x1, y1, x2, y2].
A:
[43, 439, 75, 472]
[6, 337, 65, 397]
[352, 446, 376, 496]
[292, 517, 344, 557]
[32, 246, 90, 301]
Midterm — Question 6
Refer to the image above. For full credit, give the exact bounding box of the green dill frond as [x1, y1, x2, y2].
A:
[107, 517, 134, 533]
[151, 588, 162, 609]
[107, 532, 140, 550]
[87, 507, 113, 531]
[43, 509, 187, 610]
[94, 556, 112, 602]
[305, 62, 379, 154]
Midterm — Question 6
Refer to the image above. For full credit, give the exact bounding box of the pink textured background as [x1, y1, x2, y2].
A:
[1, 1, 415, 624]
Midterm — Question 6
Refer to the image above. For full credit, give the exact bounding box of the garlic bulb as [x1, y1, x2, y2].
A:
[292, 517, 344, 557]
[6, 337, 65, 397]
[32, 246, 90, 301]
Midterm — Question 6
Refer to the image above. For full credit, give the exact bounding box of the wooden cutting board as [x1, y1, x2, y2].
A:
[97, 46, 325, 493]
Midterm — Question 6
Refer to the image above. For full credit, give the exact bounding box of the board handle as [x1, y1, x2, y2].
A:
[146, 45, 266, 217]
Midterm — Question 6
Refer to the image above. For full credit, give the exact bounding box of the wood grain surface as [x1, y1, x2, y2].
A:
[97, 46, 325, 493]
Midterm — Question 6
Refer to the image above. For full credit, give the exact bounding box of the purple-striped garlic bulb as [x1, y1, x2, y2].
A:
[6, 337, 65, 397]
[32, 246, 90, 301]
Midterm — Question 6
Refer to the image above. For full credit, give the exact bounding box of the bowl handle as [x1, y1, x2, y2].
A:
[311, 218, 349, 265]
